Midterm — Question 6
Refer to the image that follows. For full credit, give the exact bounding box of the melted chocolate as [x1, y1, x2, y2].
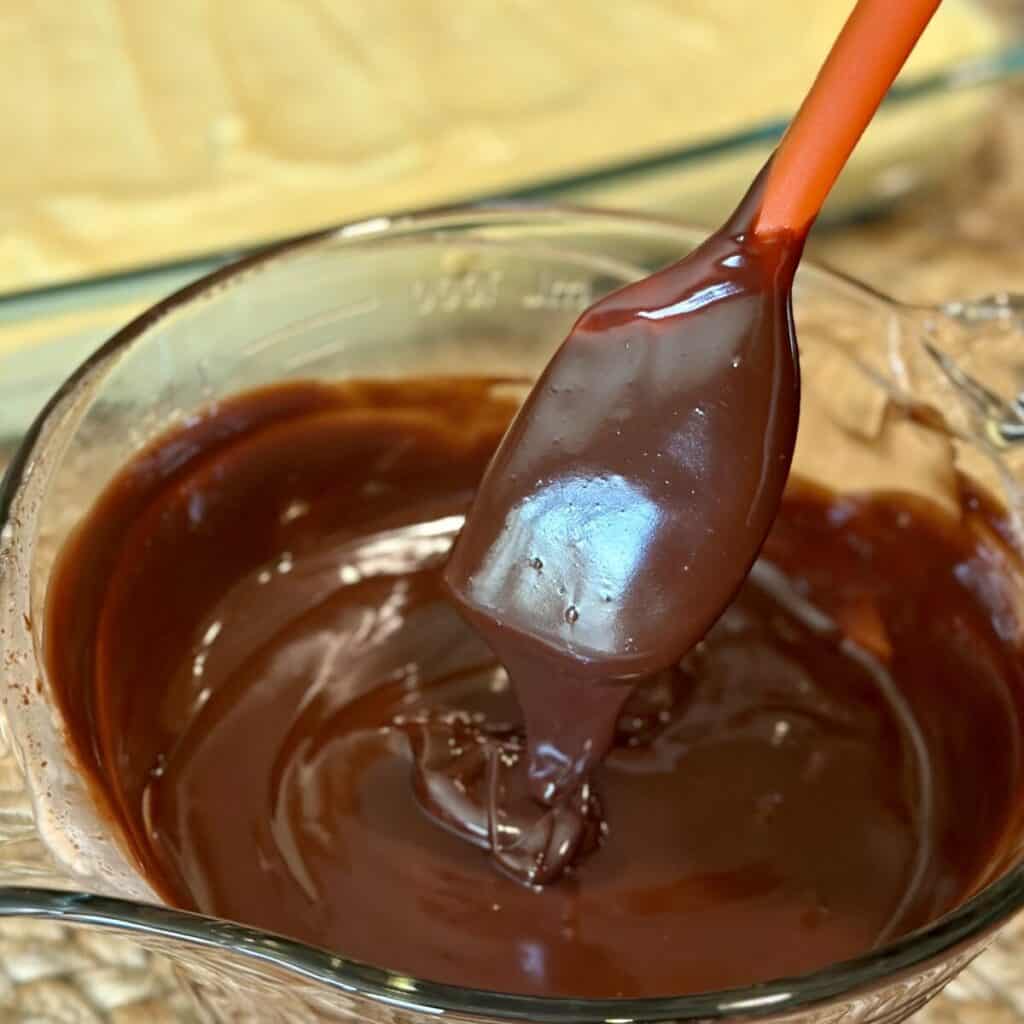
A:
[47, 378, 1024, 998]
[444, 171, 802, 874]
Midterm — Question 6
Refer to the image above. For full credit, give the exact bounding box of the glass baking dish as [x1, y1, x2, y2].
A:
[0, 1, 1021, 456]
[2, 0, 1019, 300]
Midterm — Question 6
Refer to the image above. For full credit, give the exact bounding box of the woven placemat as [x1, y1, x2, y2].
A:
[0, 920, 196, 1022]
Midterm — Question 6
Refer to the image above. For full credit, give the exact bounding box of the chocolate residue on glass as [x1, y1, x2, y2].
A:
[444, 170, 802, 880]
[47, 378, 1024, 998]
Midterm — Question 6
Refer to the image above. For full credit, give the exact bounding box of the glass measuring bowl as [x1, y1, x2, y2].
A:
[3, 207, 1024, 1022]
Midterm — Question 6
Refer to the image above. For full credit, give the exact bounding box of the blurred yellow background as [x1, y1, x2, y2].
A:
[0, 0, 1006, 295]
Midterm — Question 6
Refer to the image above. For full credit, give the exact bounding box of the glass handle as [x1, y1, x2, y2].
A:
[941, 292, 1024, 324]
[906, 294, 1024, 446]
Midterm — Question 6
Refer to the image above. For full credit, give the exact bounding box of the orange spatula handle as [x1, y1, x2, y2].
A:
[754, 0, 942, 241]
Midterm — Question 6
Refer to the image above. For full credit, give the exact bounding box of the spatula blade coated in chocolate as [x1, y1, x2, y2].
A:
[444, 177, 803, 683]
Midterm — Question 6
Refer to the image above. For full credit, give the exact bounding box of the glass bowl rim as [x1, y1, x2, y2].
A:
[1, 202, 1020, 1023]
